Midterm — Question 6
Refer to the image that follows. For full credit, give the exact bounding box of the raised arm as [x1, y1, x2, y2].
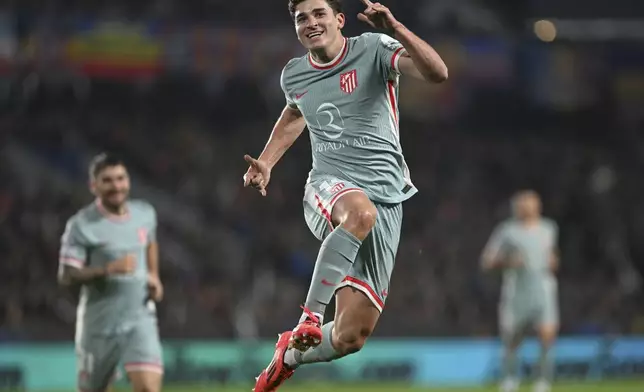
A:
[358, 0, 448, 83]
[393, 26, 448, 83]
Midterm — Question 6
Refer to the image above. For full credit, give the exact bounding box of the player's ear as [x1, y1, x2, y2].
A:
[89, 180, 97, 196]
[336, 12, 345, 29]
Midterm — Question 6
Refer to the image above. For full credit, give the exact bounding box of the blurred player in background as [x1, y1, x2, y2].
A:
[58, 153, 164, 392]
[243, 0, 447, 390]
[481, 190, 560, 392]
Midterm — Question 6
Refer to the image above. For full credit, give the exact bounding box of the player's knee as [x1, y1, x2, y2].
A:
[504, 342, 520, 353]
[539, 328, 557, 348]
[502, 331, 522, 350]
[133, 385, 157, 392]
[342, 209, 377, 239]
[130, 375, 161, 392]
[333, 323, 373, 356]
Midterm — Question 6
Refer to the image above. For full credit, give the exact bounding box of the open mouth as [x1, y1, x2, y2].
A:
[307, 31, 323, 39]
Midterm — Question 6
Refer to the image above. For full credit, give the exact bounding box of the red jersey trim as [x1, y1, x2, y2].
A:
[391, 47, 406, 73]
[309, 38, 349, 70]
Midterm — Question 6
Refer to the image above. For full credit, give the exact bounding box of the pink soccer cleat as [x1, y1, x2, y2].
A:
[253, 332, 296, 392]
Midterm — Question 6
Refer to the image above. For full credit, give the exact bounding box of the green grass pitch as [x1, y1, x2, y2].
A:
[11, 380, 642, 392]
[103, 380, 643, 392]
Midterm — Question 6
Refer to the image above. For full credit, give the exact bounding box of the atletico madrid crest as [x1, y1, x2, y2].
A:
[340, 69, 358, 94]
[138, 228, 148, 245]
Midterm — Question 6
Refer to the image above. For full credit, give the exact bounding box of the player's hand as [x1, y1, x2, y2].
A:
[243, 154, 271, 197]
[147, 274, 164, 302]
[357, 0, 402, 32]
[106, 254, 137, 275]
[506, 254, 524, 269]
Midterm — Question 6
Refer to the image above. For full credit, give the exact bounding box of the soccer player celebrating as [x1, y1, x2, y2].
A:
[58, 154, 164, 392]
[243, 0, 447, 390]
[481, 191, 560, 392]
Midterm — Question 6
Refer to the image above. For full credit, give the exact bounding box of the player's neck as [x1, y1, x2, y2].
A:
[519, 217, 540, 226]
[310, 35, 345, 64]
[97, 198, 128, 216]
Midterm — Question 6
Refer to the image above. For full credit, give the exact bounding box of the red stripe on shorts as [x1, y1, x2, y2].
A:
[329, 188, 363, 207]
[315, 194, 333, 229]
[342, 276, 385, 310]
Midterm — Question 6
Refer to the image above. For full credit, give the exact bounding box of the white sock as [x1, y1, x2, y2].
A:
[500, 377, 519, 392]
[533, 379, 551, 392]
[283, 348, 303, 368]
[299, 311, 323, 324]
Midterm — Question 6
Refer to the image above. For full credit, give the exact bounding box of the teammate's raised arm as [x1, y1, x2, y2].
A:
[357, 0, 447, 83]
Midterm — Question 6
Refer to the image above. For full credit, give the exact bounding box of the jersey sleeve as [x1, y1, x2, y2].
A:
[371, 33, 407, 78]
[549, 221, 559, 250]
[59, 217, 88, 269]
[280, 64, 297, 109]
[482, 223, 508, 261]
[148, 205, 158, 243]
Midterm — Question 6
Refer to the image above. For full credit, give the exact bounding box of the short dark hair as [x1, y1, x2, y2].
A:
[89, 153, 126, 180]
[288, 0, 343, 19]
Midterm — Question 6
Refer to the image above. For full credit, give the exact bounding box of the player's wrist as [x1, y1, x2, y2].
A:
[389, 21, 406, 36]
[259, 158, 275, 171]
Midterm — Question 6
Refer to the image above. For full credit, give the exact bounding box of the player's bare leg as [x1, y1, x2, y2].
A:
[533, 323, 558, 392]
[84, 386, 113, 392]
[291, 191, 376, 350]
[500, 330, 524, 392]
[127, 370, 162, 392]
[329, 286, 380, 355]
[288, 286, 379, 364]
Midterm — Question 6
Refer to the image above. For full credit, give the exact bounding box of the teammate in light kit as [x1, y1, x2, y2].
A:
[481, 191, 560, 392]
[243, 0, 447, 390]
[58, 154, 164, 392]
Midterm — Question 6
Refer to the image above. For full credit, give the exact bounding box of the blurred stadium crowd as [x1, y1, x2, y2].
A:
[2, 0, 644, 341]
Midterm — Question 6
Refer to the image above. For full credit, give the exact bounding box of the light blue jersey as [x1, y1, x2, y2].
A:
[59, 199, 157, 339]
[281, 32, 417, 204]
[484, 218, 560, 332]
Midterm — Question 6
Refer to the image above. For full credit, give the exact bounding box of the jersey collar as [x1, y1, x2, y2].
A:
[308, 37, 348, 70]
[95, 199, 131, 222]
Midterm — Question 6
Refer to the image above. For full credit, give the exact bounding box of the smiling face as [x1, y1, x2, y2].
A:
[292, 0, 345, 51]
[91, 164, 130, 210]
